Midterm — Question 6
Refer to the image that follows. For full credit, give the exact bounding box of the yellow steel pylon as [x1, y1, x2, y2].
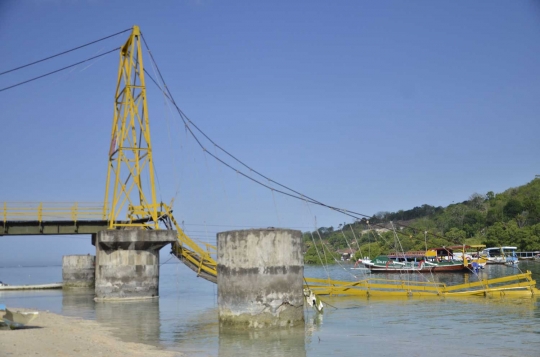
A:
[103, 25, 166, 228]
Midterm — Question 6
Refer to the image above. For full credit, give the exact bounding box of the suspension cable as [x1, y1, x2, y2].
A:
[0, 28, 130, 76]
[138, 33, 464, 245]
[0, 48, 119, 93]
[142, 65, 459, 243]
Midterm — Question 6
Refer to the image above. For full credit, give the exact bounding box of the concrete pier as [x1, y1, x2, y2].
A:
[93, 230, 176, 300]
[62, 255, 95, 288]
[217, 228, 304, 329]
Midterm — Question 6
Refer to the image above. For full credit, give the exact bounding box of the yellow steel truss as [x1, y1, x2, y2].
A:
[100, 26, 217, 278]
[304, 272, 539, 298]
[169, 214, 217, 280]
[103, 25, 163, 228]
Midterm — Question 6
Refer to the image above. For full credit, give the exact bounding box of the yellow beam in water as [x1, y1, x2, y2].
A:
[303, 271, 539, 299]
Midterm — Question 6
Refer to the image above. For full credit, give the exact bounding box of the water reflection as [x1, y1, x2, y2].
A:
[218, 326, 307, 357]
[62, 289, 95, 319]
[62, 290, 162, 346]
[95, 299, 161, 344]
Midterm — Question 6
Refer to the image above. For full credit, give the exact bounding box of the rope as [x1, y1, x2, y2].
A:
[160, 254, 175, 266]
[349, 224, 362, 259]
[339, 226, 355, 259]
[303, 199, 330, 280]
[309, 229, 329, 279]
[322, 239, 360, 280]
[303, 277, 338, 309]
[314, 217, 330, 268]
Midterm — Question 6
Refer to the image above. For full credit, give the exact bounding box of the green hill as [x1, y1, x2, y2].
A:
[303, 178, 540, 264]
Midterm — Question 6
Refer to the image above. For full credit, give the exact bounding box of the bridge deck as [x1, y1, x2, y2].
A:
[1, 220, 110, 236]
[1, 202, 110, 235]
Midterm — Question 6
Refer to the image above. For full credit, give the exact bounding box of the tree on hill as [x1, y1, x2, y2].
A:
[302, 178, 540, 263]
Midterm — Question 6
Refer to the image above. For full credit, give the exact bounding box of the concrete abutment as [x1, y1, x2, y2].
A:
[93, 230, 176, 301]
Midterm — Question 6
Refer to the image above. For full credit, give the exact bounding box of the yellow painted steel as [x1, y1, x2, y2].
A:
[168, 213, 217, 278]
[304, 271, 539, 298]
[103, 25, 161, 229]
[1, 202, 104, 223]
[98, 25, 217, 277]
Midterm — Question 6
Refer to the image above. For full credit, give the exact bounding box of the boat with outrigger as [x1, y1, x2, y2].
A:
[446, 244, 488, 271]
[356, 246, 482, 273]
[481, 246, 519, 266]
[358, 251, 434, 272]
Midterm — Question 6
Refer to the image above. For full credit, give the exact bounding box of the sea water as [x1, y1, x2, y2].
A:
[1, 261, 539, 357]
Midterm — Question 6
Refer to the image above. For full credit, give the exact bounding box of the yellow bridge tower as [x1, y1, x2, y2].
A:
[103, 25, 166, 229]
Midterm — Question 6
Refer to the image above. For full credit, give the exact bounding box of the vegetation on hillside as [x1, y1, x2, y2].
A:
[303, 178, 540, 264]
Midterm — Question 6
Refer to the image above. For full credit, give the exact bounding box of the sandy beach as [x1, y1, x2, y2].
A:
[0, 309, 182, 357]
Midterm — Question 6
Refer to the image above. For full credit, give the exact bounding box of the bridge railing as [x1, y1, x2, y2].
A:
[2, 202, 106, 223]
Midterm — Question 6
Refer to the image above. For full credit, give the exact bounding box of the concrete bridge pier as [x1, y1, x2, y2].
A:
[217, 228, 304, 329]
[62, 255, 95, 288]
[93, 230, 176, 301]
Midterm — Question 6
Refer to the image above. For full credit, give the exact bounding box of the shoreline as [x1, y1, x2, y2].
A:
[0, 308, 182, 357]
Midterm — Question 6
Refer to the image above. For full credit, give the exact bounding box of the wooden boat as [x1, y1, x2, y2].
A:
[447, 245, 488, 270]
[2, 309, 39, 329]
[360, 248, 469, 273]
[422, 248, 469, 272]
[361, 254, 434, 272]
[481, 247, 519, 265]
[0, 283, 62, 290]
[423, 259, 469, 272]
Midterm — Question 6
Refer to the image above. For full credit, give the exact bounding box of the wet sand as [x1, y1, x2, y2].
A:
[0, 309, 182, 357]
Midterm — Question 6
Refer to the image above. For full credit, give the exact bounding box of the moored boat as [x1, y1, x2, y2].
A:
[481, 247, 519, 265]
[447, 244, 488, 270]
[361, 254, 434, 273]
[423, 247, 469, 272]
[359, 248, 470, 273]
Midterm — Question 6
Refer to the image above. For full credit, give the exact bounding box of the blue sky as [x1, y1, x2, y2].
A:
[1, 0, 540, 266]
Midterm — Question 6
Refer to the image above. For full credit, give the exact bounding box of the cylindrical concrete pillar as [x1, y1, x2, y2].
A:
[62, 255, 95, 288]
[217, 228, 304, 329]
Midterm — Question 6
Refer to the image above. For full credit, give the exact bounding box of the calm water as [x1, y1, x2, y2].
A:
[1, 261, 540, 356]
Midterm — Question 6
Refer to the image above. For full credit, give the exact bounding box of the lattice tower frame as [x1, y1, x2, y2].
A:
[103, 25, 166, 228]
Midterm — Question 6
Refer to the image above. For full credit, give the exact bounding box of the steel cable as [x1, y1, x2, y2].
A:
[0, 28, 130, 76]
[0, 48, 119, 93]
